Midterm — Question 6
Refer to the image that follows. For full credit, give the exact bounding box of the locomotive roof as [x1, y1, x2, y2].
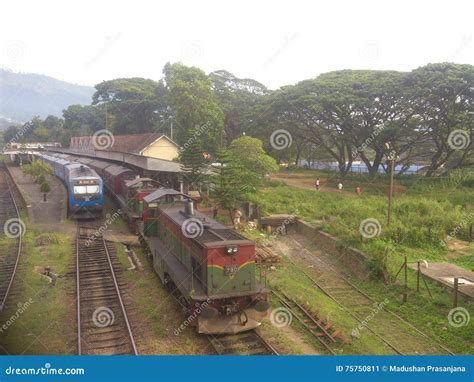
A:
[161, 203, 249, 246]
[67, 164, 100, 179]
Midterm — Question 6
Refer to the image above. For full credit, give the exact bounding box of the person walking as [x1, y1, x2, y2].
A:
[338, 182, 343, 192]
[355, 185, 361, 195]
[315, 178, 320, 191]
[233, 208, 242, 227]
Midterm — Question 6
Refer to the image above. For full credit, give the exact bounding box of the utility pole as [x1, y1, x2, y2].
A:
[387, 157, 395, 227]
[385, 142, 395, 227]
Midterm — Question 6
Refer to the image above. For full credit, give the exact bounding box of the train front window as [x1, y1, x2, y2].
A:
[73, 185, 99, 194]
[74, 186, 87, 194]
[86, 185, 100, 194]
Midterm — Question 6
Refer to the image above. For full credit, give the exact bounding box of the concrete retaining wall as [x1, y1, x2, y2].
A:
[295, 219, 370, 278]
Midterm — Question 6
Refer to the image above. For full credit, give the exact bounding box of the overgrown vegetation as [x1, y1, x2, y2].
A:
[249, 172, 474, 273]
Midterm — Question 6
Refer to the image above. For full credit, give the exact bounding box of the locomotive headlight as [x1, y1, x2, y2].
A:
[226, 245, 238, 254]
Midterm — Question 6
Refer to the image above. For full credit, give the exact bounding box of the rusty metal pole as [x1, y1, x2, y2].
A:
[453, 277, 459, 308]
[403, 256, 408, 303]
[387, 158, 395, 227]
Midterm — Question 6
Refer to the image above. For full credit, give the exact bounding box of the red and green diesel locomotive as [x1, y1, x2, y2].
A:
[138, 189, 269, 334]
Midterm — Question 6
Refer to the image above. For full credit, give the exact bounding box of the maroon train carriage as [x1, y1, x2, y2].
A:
[139, 189, 269, 334]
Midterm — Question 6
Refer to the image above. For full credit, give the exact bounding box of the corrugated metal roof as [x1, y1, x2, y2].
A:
[144, 188, 184, 203]
[125, 177, 154, 187]
[104, 164, 133, 176]
[88, 160, 113, 169]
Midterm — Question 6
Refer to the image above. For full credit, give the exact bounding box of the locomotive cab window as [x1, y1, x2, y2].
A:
[74, 185, 99, 194]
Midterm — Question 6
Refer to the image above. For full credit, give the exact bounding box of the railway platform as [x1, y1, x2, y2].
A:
[7, 165, 67, 224]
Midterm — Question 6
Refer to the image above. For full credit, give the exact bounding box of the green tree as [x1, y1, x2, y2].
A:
[228, 136, 278, 177]
[179, 128, 207, 191]
[210, 70, 269, 144]
[164, 63, 224, 153]
[40, 181, 50, 202]
[210, 149, 246, 224]
[407, 63, 474, 175]
[92, 78, 163, 134]
[211, 137, 278, 224]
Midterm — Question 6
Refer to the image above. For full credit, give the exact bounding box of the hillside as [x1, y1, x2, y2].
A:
[0, 69, 94, 124]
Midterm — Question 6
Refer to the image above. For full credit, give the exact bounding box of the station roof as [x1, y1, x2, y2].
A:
[125, 177, 156, 187]
[144, 188, 185, 203]
[47, 148, 182, 173]
[104, 164, 134, 176]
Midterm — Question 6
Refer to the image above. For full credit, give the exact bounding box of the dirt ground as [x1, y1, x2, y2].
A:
[271, 172, 406, 195]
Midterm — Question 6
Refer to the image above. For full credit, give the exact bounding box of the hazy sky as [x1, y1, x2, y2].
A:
[1, 0, 473, 89]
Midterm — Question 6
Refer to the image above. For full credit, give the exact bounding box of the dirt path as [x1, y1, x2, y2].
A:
[274, 233, 453, 355]
[270, 173, 357, 197]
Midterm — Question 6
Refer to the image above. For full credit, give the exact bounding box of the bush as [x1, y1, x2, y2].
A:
[36, 174, 45, 184]
[40, 182, 50, 194]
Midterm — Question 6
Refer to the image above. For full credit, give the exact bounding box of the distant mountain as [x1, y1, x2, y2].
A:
[0, 69, 94, 124]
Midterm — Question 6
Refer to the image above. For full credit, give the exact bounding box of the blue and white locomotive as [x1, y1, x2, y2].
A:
[38, 154, 104, 218]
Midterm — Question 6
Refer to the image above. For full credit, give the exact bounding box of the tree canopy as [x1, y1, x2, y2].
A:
[2, 62, 473, 178]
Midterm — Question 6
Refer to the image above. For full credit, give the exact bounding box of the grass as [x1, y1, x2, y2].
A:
[249, 175, 474, 272]
[0, 222, 75, 355]
[261, 257, 395, 355]
[244, 169, 474, 354]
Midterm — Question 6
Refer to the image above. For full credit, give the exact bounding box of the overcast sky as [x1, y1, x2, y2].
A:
[1, 0, 473, 89]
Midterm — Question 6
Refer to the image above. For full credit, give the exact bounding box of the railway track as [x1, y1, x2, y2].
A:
[159, 257, 278, 356]
[207, 330, 278, 355]
[0, 166, 22, 313]
[284, 235, 454, 355]
[272, 290, 338, 355]
[76, 224, 138, 355]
